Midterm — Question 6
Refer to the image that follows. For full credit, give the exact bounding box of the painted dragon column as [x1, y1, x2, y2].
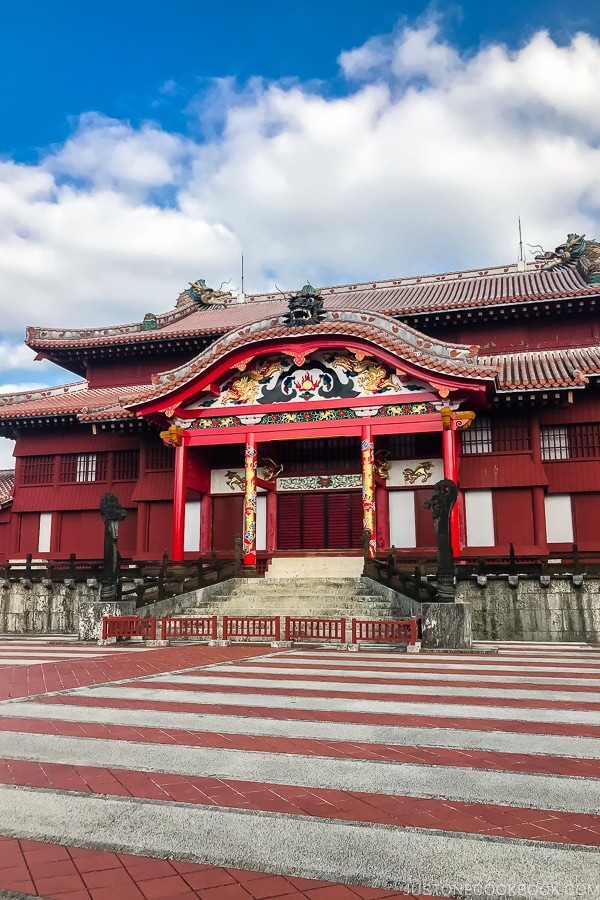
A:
[440, 407, 460, 556]
[243, 433, 258, 566]
[361, 425, 376, 557]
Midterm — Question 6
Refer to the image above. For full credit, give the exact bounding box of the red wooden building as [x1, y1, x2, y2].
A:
[1, 234, 599, 564]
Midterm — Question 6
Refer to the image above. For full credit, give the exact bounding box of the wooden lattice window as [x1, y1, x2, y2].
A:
[491, 418, 530, 452]
[60, 452, 108, 483]
[462, 417, 529, 454]
[114, 449, 140, 481]
[146, 441, 175, 472]
[569, 424, 600, 459]
[275, 438, 360, 474]
[541, 423, 600, 460]
[541, 426, 570, 461]
[386, 433, 417, 459]
[21, 456, 54, 485]
[461, 416, 492, 454]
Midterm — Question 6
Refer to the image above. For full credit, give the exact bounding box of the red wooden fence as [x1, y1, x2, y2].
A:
[161, 616, 217, 641]
[101, 615, 156, 641]
[284, 617, 346, 643]
[223, 615, 280, 641]
[351, 617, 419, 646]
[101, 613, 420, 648]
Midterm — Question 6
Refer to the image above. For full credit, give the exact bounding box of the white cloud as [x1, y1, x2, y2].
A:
[1, 16, 600, 355]
[0, 438, 14, 470]
[0, 343, 39, 370]
[45, 113, 193, 192]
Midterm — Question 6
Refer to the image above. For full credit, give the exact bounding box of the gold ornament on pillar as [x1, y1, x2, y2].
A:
[455, 411, 476, 431]
[440, 407, 453, 430]
[159, 425, 184, 447]
[361, 430, 376, 557]
[373, 449, 391, 479]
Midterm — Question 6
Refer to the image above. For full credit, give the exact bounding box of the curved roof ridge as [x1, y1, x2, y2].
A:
[0, 381, 151, 423]
[126, 308, 495, 409]
[25, 300, 200, 346]
[0, 380, 87, 406]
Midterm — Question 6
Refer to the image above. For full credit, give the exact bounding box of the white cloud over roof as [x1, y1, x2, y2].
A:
[0, 17, 600, 340]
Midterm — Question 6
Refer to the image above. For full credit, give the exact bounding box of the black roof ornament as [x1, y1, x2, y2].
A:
[285, 283, 326, 326]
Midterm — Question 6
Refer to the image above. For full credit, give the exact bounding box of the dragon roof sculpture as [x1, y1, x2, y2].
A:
[536, 233, 600, 284]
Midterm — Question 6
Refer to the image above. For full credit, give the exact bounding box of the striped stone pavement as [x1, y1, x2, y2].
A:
[0, 636, 152, 667]
[0, 640, 598, 899]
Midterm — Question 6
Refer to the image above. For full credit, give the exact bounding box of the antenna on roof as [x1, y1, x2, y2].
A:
[237, 255, 246, 304]
[517, 217, 526, 271]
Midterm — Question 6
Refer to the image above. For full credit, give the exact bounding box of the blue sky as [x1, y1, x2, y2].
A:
[2, 0, 600, 464]
[3, 0, 599, 159]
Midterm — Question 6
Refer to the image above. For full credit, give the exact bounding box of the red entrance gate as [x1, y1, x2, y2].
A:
[277, 491, 362, 550]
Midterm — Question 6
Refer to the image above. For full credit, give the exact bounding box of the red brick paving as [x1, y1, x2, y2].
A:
[45, 691, 600, 738]
[0, 756, 597, 846]
[120, 675, 600, 711]
[0, 835, 421, 899]
[1, 642, 597, 899]
[1, 713, 599, 777]
[192, 667, 600, 692]
[0, 643, 451, 899]
[0, 643, 271, 701]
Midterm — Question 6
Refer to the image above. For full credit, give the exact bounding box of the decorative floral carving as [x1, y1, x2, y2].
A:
[278, 474, 362, 491]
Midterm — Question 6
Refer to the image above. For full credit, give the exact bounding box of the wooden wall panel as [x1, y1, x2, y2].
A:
[277, 494, 302, 551]
[146, 502, 174, 558]
[572, 494, 598, 549]
[16, 513, 39, 556]
[415, 487, 437, 550]
[459, 453, 545, 488]
[212, 495, 243, 553]
[56, 511, 103, 558]
[544, 460, 600, 493]
[494, 488, 535, 548]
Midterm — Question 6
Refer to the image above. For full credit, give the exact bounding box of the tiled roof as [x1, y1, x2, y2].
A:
[482, 347, 599, 391]
[0, 382, 150, 422]
[0, 470, 14, 507]
[126, 310, 497, 408]
[3, 321, 600, 428]
[25, 261, 599, 352]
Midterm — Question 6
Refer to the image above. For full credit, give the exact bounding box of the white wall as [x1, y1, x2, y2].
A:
[256, 495, 267, 551]
[544, 494, 574, 544]
[38, 513, 52, 554]
[464, 490, 495, 546]
[183, 500, 201, 552]
[389, 490, 416, 548]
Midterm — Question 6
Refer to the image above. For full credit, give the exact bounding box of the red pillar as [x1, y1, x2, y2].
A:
[200, 494, 213, 554]
[528, 413, 548, 552]
[172, 442, 187, 560]
[361, 425, 376, 556]
[266, 489, 277, 553]
[243, 433, 258, 565]
[442, 420, 460, 556]
[375, 483, 390, 550]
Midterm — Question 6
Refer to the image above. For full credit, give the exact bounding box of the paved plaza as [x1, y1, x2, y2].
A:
[0, 636, 597, 900]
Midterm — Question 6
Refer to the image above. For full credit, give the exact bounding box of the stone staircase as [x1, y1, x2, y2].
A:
[139, 575, 418, 624]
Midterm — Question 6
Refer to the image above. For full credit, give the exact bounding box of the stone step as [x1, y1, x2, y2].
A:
[180, 595, 392, 606]
[172, 607, 393, 619]
[218, 578, 366, 589]
[211, 591, 388, 603]
[215, 588, 370, 598]
[265, 558, 364, 579]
